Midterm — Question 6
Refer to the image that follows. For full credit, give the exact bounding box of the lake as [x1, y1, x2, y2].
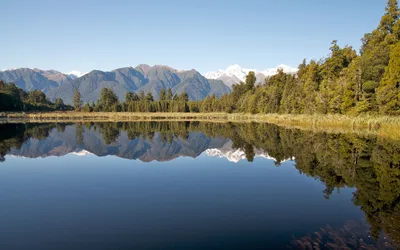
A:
[0, 121, 399, 250]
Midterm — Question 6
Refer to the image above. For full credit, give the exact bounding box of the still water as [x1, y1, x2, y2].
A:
[0, 122, 399, 250]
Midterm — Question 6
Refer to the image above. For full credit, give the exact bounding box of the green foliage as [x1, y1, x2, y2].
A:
[0, 81, 24, 111]
[179, 92, 189, 102]
[139, 91, 145, 101]
[358, 0, 400, 110]
[55, 98, 65, 110]
[125, 92, 139, 102]
[145, 92, 154, 102]
[341, 58, 362, 113]
[159, 89, 166, 101]
[245, 71, 256, 91]
[98, 88, 119, 112]
[377, 41, 400, 114]
[82, 103, 91, 112]
[0, 80, 72, 112]
[175, 1, 399, 116]
[73, 88, 82, 111]
[263, 69, 288, 113]
[166, 88, 173, 101]
[320, 40, 357, 80]
[280, 75, 300, 114]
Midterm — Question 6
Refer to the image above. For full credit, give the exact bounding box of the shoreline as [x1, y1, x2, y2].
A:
[4, 112, 400, 139]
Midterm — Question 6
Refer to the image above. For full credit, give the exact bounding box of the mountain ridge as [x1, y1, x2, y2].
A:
[0, 65, 231, 104]
[0, 63, 298, 104]
[7, 125, 230, 163]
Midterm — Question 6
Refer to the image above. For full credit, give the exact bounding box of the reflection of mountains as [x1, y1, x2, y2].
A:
[8, 125, 230, 162]
[206, 141, 292, 163]
[3, 121, 400, 246]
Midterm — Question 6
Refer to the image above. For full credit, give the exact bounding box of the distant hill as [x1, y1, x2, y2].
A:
[0, 68, 61, 92]
[0, 65, 231, 104]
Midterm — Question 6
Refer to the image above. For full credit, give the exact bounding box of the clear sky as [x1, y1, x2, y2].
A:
[1, 0, 387, 74]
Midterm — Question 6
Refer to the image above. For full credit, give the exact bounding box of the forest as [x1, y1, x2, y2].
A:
[0, 81, 72, 112]
[1, 0, 399, 116]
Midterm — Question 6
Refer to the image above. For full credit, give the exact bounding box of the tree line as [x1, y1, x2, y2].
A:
[1, 1, 399, 115]
[71, 0, 400, 115]
[0, 81, 72, 112]
[73, 87, 192, 113]
[218, 0, 400, 115]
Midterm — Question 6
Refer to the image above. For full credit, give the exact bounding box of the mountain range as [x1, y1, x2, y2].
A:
[205, 64, 298, 88]
[205, 141, 292, 163]
[5, 124, 289, 164]
[0, 64, 297, 104]
[0, 65, 231, 104]
[6, 124, 229, 162]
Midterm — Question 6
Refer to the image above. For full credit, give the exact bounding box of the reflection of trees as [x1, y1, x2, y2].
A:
[0, 124, 26, 160]
[75, 123, 84, 145]
[1, 121, 400, 245]
[288, 220, 397, 250]
[0, 123, 65, 162]
[222, 123, 400, 245]
[56, 123, 66, 133]
[94, 123, 120, 145]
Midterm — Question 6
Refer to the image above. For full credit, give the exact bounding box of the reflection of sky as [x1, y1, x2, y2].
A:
[0, 154, 363, 250]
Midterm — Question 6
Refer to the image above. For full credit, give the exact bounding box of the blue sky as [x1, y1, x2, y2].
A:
[1, 0, 386, 74]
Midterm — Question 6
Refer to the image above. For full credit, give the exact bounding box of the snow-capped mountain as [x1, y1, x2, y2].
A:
[67, 70, 86, 78]
[70, 149, 94, 157]
[205, 141, 293, 163]
[207, 64, 253, 81]
[206, 148, 278, 163]
[2, 68, 18, 71]
[205, 64, 298, 88]
[261, 64, 298, 76]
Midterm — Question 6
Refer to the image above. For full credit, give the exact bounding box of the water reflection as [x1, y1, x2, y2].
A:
[289, 220, 397, 250]
[1, 121, 399, 249]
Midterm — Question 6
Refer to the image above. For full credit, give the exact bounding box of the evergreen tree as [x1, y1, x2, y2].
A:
[90, 101, 96, 111]
[82, 102, 91, 112]
[125, 92, 134, 102]
[139, 91, 145, 101]
[359, 0, 400, 110]
[245, 71, 256, 91]
[341, 57, 362, 113]
[145, 92, 154, 102]
[280, 75, 300, 113]
[55, 98, 65, 110]
[159, 89, 166, 101]
[377, 41, 400, 114]
[166, 88, 173, 100]
[99, 88, 119, 111]
[264, 69, 287, 113]
[297, 60, 320, 114]
[73, 88, 82, 111]
[180, 92, 189, 102]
